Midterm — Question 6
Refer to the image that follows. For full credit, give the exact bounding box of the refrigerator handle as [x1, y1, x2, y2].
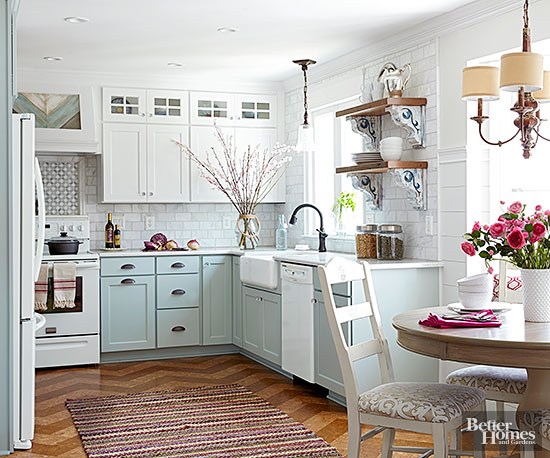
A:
[34, 158, 45, 282]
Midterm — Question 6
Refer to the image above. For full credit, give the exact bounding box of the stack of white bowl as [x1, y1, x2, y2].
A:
[457, 274, 493, 309]
[380, 137, 403, 161]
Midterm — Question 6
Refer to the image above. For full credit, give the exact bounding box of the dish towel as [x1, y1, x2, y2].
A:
[53, 262, 77, 309]
[419, 310, 502, 328]
[34, 264, 49, 311]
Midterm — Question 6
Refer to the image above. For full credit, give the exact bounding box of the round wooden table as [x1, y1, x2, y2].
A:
[393, 305, 550, 457]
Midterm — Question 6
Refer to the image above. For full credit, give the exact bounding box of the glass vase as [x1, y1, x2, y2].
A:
[236, 214, 261, 250]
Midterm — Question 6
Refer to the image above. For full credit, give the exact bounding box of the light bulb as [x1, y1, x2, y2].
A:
[295, 123, 315, 154]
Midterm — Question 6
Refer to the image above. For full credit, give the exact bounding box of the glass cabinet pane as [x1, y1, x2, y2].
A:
[213, 101, 227, 109]
[257, 102, 270, 110]
[198, 100, 211, 108]
[257, 112, 270, 119]
[126, 96, 139, 105]
[242, 102, 255, 110]
[168, 99, 181, 107]
[111, 96, 124, 104]
[168, 108, 181, 116]
[154, 98, 167, 106]
[198, 109, 212, 117]
[155, 107, 167, 116]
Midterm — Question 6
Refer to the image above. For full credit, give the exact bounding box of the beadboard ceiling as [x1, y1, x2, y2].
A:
[18, 0, 478, 82]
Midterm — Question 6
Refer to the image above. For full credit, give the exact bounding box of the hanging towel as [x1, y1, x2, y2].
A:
[53, 263, 77, 309]
[34, 264, 49, 311]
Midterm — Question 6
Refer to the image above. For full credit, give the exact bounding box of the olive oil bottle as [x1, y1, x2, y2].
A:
[105, 213, 114, 248]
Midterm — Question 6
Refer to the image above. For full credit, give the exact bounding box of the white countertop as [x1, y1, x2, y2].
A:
[95, 247, 442, 269]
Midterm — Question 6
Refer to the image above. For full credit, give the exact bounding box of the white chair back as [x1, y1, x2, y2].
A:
[318, 257, 394, 410]
[497, 260, 522, 304]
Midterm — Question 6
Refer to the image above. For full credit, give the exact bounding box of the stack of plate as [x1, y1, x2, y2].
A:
[351, 152, 382, 164]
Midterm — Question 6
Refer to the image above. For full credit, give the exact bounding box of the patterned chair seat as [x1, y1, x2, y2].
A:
[521, 409, 550, 441]
[358, 382, 485, 423]
[446, 365, 527, 395]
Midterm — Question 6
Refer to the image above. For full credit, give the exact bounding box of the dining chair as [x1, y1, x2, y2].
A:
[318, 257, 487, 458]
[446, 261, 527, 456]
[519, 408, 550, 458]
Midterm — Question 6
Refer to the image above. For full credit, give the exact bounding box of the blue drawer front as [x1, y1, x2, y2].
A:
[156, 274, 200, 309]
[156, 256, 199, 274]
[101, 257, 155, 277]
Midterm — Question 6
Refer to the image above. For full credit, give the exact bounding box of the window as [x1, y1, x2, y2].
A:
[304, 99, 364, 236]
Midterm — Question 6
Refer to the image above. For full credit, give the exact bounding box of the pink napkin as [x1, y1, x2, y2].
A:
[419, 310, 502, 328]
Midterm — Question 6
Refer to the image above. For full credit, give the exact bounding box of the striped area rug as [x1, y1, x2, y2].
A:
[66, 384, 344, 457]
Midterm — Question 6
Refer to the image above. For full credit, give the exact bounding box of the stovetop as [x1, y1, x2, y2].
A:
[42, 251, 99, 262]
[39, 215, 97, 262]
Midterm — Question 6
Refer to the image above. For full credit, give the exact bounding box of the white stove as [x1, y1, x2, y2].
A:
[35, 215, 100, 368]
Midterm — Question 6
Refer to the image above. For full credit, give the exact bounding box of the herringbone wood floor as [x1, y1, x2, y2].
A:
[11, 354, 508, 458]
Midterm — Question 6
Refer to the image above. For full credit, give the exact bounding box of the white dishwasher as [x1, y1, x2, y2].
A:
[281, 263, 315, 382]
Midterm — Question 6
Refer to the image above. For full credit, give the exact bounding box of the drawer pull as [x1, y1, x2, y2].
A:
[45, 327, 57, 334]
[171, 289, 186, 295]
[171, 262, 185, 268]
[171, 326, 186, 332]
[121, 264, 136, 270]
[121, 278, 136, 284]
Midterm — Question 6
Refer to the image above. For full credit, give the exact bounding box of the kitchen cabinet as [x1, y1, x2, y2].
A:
[202, 256, 232, 345]
[146, 89, 189, 124]
[313, 291, 351, 397]
[157, 309, 200, 348]
[102, 123, 189, 203]
[103, 88, 188, 124]
[242, 286, 281, 365]
[190, 92, 276, 128]
[190, 125, 284, 203]
[232, 257, 243, 347]
[156, 274, 200, 309]
[103, 87, 147, 123]
[101, 275, 156, 352]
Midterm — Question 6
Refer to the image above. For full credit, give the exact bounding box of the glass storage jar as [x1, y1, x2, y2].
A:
[377, 224, 404, 260]
[355, 224, 378, 259]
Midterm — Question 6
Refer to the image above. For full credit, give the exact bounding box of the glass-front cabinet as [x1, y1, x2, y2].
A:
[146, 90, 188, 125]
[103, 88, 147, 123]
[190, 92, 276, 127]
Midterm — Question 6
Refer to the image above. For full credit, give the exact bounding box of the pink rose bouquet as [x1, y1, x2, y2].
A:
[462, 201, 550, 270]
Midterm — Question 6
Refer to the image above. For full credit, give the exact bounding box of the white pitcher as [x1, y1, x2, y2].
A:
[378, 62, 412, 98]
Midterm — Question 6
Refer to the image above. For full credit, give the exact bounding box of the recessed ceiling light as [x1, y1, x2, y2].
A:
[64, 16, 89, 24]
[217, 27, 239, 33]
[167, 62, 183, 67]
[43, 56, 63, 61]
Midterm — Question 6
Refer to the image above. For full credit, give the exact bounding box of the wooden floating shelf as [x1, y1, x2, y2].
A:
[336, 160, 428, 175]
[335, 97, 427, 118]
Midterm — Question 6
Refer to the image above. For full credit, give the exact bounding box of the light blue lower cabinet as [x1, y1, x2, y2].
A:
[314, 291, 351, 396]
[156, 273, 200, 309]
[157, 309, 200, 348]
[202, 256, 232, 345]
[232, 257, 243, 347]
[101, 275, 156, 352]
[242, 286, 281, 365]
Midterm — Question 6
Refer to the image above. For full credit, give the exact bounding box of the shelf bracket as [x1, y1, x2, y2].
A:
[386, 105, 426, 148]
[347, 116, 380, 152]
[388, 168, 427, 210]
[350, 174, 382, 210]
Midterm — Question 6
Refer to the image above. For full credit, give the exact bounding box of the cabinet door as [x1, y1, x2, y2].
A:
[101, 276, 155, 352]
[235, 94, 277, 128]
[232, 257, 243, 347]
[260, 290, 282, 365]
[314, 291, 351, 396]
[202, 256, 232, 345]
[190, 91, 235, 126]
[146, 124, 190, 202]
[242, 287, 263, 356]
[234, 127, 284, 203]
[103, 87, 147, 123]
[189, 125, 234, 202]
[146, 89, 189, 125]
[102, 123, 147, 202]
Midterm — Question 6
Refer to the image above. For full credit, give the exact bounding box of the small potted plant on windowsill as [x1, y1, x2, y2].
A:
[332, 192, 356, 236]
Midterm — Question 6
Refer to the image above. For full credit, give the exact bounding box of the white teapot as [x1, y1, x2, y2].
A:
[378, 62, 412, 98]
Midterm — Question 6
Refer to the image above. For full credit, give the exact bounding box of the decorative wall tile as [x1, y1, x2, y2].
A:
[39, 159, 81, 215]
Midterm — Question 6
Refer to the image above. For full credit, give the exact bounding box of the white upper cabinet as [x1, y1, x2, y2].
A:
[103, 123, 148, 202]
[146, 125, 190, 202]
[190, 92, 235, 126]
[234, 94, 277, 128]
[190, 92, 276, 128]
[103, 88, 147, 123]
[146, 90, 189, 125]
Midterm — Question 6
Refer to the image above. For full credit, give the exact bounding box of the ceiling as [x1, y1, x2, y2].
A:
[18, 0, 477, 83]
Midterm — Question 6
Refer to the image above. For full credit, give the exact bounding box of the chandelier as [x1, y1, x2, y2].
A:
[293, 59, 316, 153]
[461, 0, 549, 159]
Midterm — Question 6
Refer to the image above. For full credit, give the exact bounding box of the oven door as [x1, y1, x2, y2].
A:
[35, 261, 99, 337]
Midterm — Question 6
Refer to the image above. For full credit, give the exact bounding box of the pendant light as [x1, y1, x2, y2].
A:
[461, 0, 549, 159]
[293, 59, 316, 153]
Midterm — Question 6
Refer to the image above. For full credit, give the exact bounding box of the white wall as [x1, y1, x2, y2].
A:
[438, 0, 550, 304]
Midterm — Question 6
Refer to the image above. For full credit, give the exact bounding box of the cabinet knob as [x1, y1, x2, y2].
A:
[311, 298, 318, 304]
[148, 113, 153, 117]
[140, 113, 145, 117]
[237, 116, 241, 120]
[121, 278, 136, 284]
[142, 191, 146, 196]
[204, 262, 210, 267]
[171, 326, 186, 332]
[229, 116, 234, 120]
[149, 191, 154, 196]
[171, 262, 186, 268]
[121, 264, 136, 270]
[171, 289, 186, 295]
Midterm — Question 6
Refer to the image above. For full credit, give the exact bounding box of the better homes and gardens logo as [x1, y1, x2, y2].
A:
[467, 417, 536, 448]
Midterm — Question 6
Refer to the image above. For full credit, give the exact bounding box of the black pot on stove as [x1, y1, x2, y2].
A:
[47, 232, 82, 255]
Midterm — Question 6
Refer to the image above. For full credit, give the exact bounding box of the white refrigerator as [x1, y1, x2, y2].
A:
[11, 113, 46, 450]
